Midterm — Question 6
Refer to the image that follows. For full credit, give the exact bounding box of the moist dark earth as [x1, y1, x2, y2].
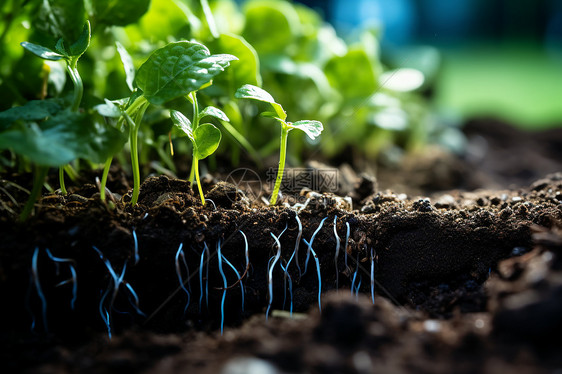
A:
[1, 118, 562, 374]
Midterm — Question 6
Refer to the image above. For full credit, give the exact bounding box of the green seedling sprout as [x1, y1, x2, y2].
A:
[20, 21, 91, 197]
[96, 41, 235, 207]
[170, 109, 222, 205]
[127, 41, 236, 206]
[235, 84, 323, 205]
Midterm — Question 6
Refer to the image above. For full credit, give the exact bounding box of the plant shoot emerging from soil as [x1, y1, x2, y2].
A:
[171, 110, 222, 205]
[235, 84, 324, 205]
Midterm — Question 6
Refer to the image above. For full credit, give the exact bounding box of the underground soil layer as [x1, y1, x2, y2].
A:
[1, 167, 562, 373]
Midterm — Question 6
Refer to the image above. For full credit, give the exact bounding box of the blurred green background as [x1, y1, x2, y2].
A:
[298, 0, 562, 129]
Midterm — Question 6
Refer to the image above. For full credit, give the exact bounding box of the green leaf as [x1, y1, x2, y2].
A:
[234, 84, 286, 121]
[20, 42, 64, 61]
[0, 99, 65, 130]
[324, 48, 380, 103]
[242, 0, 301, 55]
[69, 21, 91, 57]
[54, 38, 67, 55]
[116, 41, 135, 92]
[206, 33, 262, 96]
[0, 110, 127, 166]
[135, 41, 238, 105]
[200, 106, 229, 122]
[170, 110, 194, 142]
[289, 120, 323, 140]
[92, 0, 151, 26]
[193, 123, 221, 159]
[94, 99, 124, 118]
[34, 0, 86, 48]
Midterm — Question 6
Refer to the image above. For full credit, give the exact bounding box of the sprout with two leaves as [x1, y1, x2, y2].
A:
[235, 85, 324, 206]
[170, 110, 222, 205]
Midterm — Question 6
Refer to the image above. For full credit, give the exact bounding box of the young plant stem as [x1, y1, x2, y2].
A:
[58, 167, 67, 195]
[124, 97, 149, 206]
[99, 157, 112, 202]
[270, 125, 289, 206]
[67, 57, 83, 113]
[20, 166, 48, 222]
[57, 57, 83, 195]
[193, 156, 205, 205]
[63, 164, 79, 181]
[188, 92, 200, 184]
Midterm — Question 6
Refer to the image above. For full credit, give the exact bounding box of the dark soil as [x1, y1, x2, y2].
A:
[1, 118, 562, 373]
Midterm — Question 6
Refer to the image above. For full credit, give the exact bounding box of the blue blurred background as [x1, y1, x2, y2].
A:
[295, 0, 562, 129]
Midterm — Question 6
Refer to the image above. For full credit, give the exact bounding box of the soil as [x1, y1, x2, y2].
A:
[1, 118, 562, 373]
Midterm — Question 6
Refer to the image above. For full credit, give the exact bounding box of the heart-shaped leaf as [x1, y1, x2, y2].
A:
[194, 123, 221, 160]
[21, 42, 64, 61]
[289, 120, 324, 140]
[135, 41, 238, 105]
[200, 106, 229, 122]
[235, 84, 286, 121]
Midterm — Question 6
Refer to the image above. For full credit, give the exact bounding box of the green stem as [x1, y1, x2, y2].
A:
[125, 99, 149, 206]
[63, 164, 79, 181]
[20, 166, 48, 222]
[67, 57, 83, 112]
[193, 156, 205, 205]
[189, 157, 196, 184]
[270, 125, 289, 206]
[129, 124, 140, 205]
[99, 156, 112, 202]
[188, 91, 199, 184]
[59, 166, 67, 195]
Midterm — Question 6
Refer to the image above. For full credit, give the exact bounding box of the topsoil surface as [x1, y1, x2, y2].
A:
[1, 118, 562, 374]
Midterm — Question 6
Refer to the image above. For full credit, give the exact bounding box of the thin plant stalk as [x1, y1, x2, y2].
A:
[67, 56, 83, 113]
[270, 126, 289, 206]
[58, 167, 67, 195]
[20, 166, 48, 222]
[188, 92, 199, 184]
[193, 155, 205, 205]
[124, 98, 149, 206]
[58, 56, 84, 195]
[99, 157, 112, 202]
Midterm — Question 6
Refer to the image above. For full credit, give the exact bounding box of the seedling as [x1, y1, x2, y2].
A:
[235, 84, 324, 205]
[21, 21, 91, 196]
[170, 110, 222, 205]
[133, 41, 236, 206]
